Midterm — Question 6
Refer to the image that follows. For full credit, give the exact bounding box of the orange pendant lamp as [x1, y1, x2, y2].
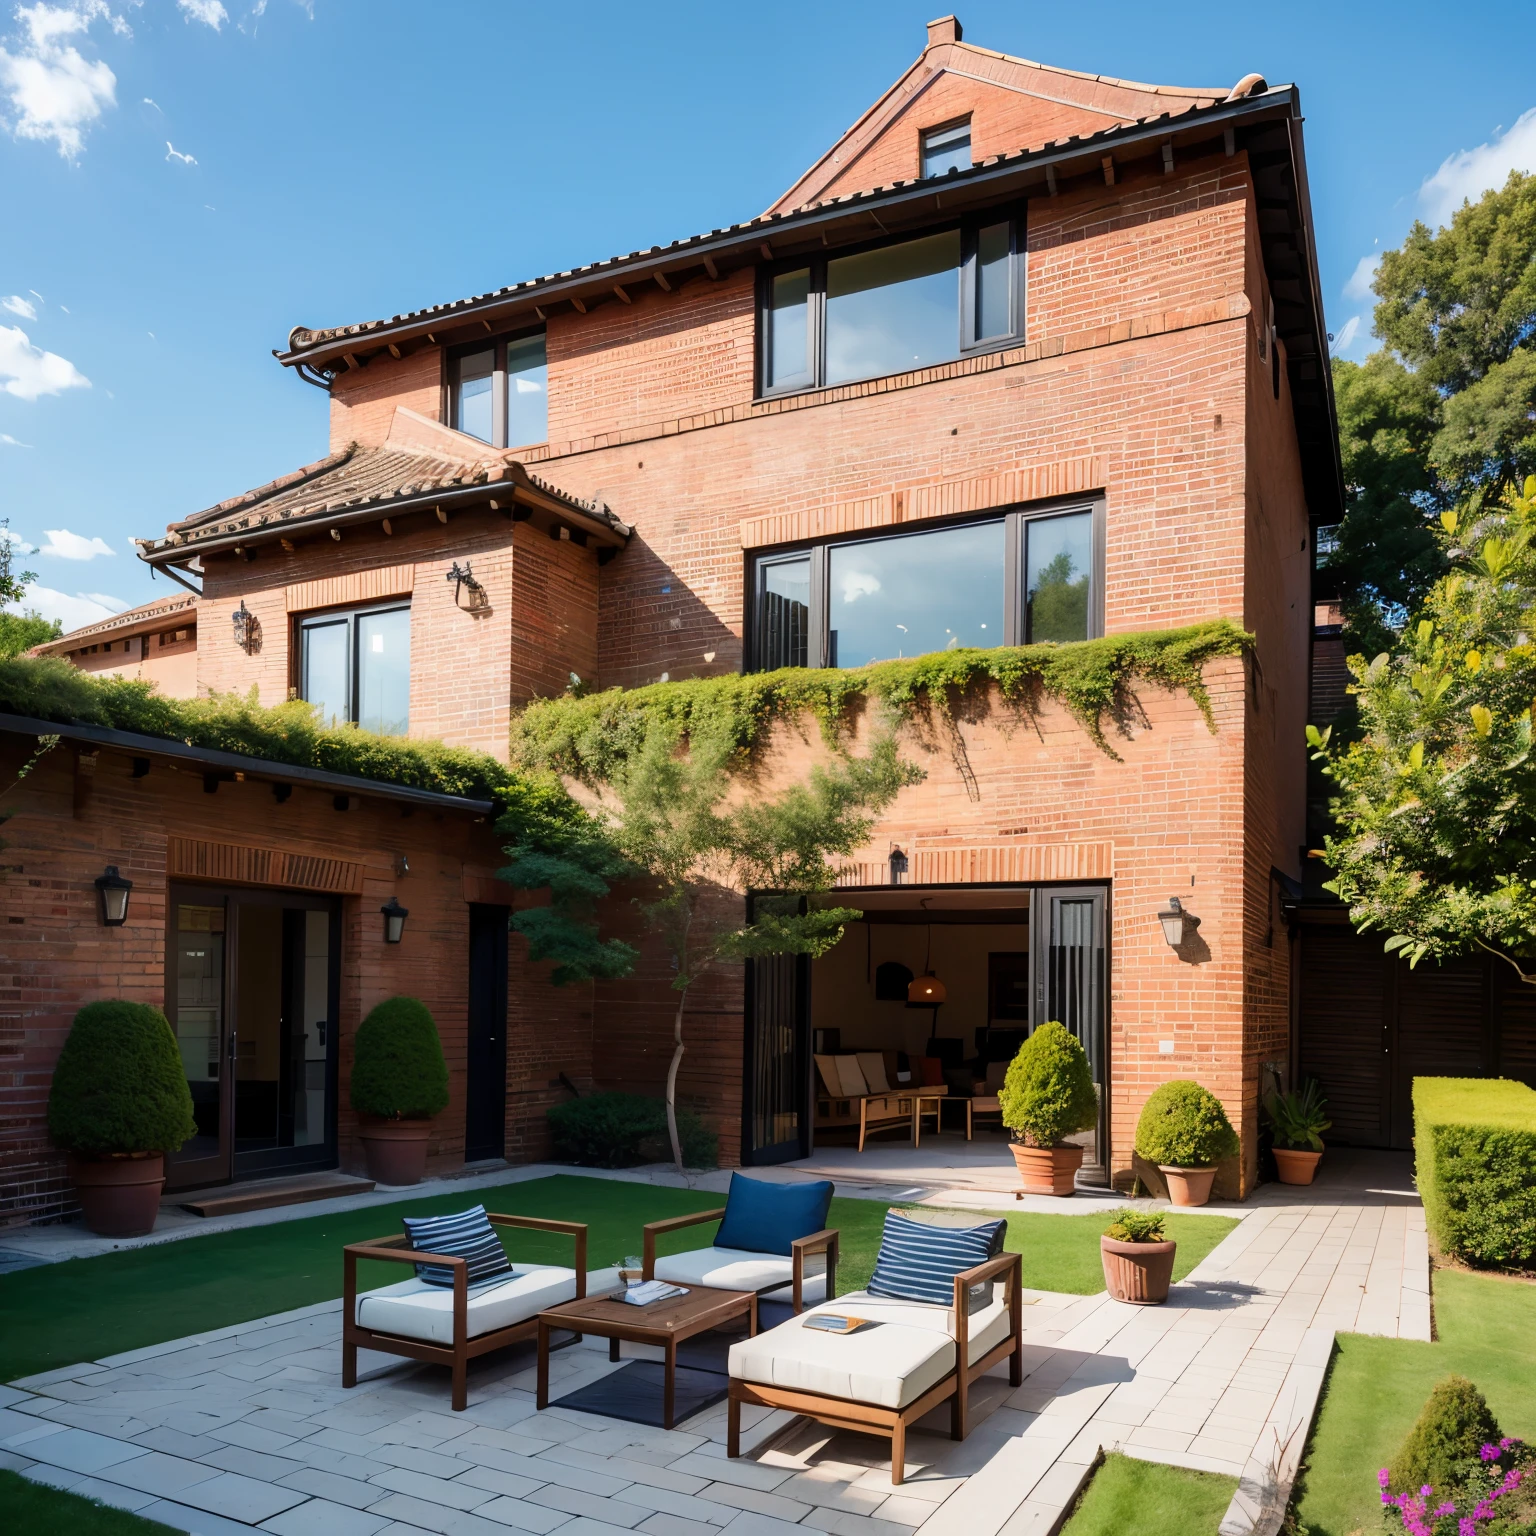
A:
[907, 921, 947, 1003]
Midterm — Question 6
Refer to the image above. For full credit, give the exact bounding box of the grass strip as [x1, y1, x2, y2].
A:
[0, 1470, 178, 1534]
[1058, 1452, 1237, 1535]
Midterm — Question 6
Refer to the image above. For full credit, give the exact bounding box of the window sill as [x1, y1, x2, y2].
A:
[755, 337, 1024, 405]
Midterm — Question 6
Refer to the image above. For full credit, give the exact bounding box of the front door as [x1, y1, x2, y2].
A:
[465, 904, 509, 1163]
[165, 885, 340, 1190]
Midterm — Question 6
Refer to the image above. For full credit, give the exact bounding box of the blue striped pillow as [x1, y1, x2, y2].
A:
[868, 1211, 1006, 1306]
[402, 1205, 513, 1288]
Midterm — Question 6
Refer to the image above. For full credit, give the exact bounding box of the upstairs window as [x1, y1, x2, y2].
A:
[448, 329, 548, 449]
[760, 215, 1023, 395]
[298, 602, 410, 736]
[921, 120, 971, 178]
[748, 502, 1100, 671]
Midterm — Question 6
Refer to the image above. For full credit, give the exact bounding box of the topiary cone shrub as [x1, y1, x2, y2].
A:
[350, 997, 449, 1186]
[1134, 1080, 1240, 1207]
[998, 1021, 1098, 1197]
[1387, 1375, 1501, 1500]
[47, 1001, 196, 1237]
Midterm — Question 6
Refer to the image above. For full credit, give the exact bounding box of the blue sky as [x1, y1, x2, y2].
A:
[2, 0, 1534, 630]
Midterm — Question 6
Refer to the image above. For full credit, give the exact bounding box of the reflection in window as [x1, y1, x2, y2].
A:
[976, 221, 1012, 341]
[921, 121, 971, 178]
[765, 269, 813, 392]
[455, 349, 495, 442]
[755, 556, 810, 671]
[1026, 512, 1092, 644]
[826, 230, 961, 385]
[299, 604, 410, 734]
[505, 333, 548, 449]
[828, 521, 1004, 666]
[450, 332, 548, 449]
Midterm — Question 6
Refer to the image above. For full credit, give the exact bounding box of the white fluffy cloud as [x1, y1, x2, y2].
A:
[2, 527, 36, 552]
[40, 527, 113, 559]
[0, 324, 90, 400]
[8, 583, 126, 629]
[1420, 106, 1536, 227]
[1, 433, 33, 447]
[2, 294, 38, 319]
[0, 3, 122, 159]
[1343, 254, 1381, 303]
[178, 0, 227, 26]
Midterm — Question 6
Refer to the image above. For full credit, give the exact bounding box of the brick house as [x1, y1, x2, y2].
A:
[6, 16, 1355, 1215]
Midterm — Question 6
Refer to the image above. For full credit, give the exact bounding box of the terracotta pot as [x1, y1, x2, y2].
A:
[1100, 1235, 1177, 1304]
[1159, 1165, 1218, 1207]
[68, 1153, 165, 1237]
[1010, 1141, 1084, 1196]
[359, 1119, 432, 1185]
[1273, 1147, 1322, 1186]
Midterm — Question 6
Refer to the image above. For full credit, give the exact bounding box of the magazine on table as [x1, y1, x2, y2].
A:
[620, 1279, 688, 1306]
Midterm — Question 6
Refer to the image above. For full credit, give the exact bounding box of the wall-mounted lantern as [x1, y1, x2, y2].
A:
[231, 600, 255, 651]
[95, 865, 133, 926]
[381, 895, 409, 944]
[1157, 895, 1199, 948]
[888, 845, 909, 885]
[445, 561, 487, 609]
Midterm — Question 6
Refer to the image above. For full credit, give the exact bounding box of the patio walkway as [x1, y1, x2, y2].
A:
[0, 1152, 1427, 1536]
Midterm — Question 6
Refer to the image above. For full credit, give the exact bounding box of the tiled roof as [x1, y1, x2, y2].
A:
[138, 438, 627, 562]
[33, 592, 198, 655]
[278, 86, 1285, 367]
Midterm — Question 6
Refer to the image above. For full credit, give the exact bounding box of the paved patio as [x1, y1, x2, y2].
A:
[0, 1151, 1426, 1536]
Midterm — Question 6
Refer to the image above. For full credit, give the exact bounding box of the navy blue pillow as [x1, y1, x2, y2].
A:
[713, 1173, 833, 1257]
[868, 1210, 1006, 1306]
[402, 1205, 513, 1288]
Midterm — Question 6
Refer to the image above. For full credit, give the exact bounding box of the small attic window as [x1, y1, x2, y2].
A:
[921, 120, 971, 178]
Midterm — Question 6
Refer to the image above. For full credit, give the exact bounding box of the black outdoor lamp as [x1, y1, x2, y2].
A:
[888, 845, 909, 886]
[231, 600, 254, 651]
[1157, 895, 1199, 948]
[95, 865, 133, 926]
[381, 895, 409, 944]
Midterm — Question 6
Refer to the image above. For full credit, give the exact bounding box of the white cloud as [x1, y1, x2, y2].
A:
[8, 583, 126, 628]
[0, 324, 89, 400]
[1420, 106, 1536, 227]
[165, 139, 195, 164]
[1330, 315, 1361, 355]
[2, 527, 36, 551]
[1343, 254, 1380, 303]
[142, 93, 158, 109]
[1, 433, 33, 447]
[839, 570, 881, 603]
[179, 0, 227, 26]
[2, 294, 38, 319]
[39, 527, 113, 559]
[0, 3, 121, 159]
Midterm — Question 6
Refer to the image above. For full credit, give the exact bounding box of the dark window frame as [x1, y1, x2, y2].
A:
[755, 207, 1027, 399]
[445, 325, 548, 449]
[745, 497, 1104, 672]
[294, 599, 412, 732]
[920, 116, 973, 179]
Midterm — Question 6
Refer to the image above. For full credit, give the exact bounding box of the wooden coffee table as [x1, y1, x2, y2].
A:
[536, 1285, 757, 1429]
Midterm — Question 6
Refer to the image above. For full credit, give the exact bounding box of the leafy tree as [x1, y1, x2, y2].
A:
[1311, 476, 1536, 980]
[1323, 172, 1536, 642]
[605, 719, 921, 1169]
[0, 612, 60, 658]
[1028, 551, 1089, 644]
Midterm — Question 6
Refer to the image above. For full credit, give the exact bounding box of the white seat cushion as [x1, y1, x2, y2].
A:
[355, 1263, 577, 1346]
[651, 1246, 827, 1303]
[824, 1290, 1012, 1366]
[835, 1055, 869, 1097]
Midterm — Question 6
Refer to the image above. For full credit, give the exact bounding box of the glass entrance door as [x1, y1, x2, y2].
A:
[166, 885, 340, 1191]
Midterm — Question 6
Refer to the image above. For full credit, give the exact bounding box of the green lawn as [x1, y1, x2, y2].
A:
[0, 1471, 177, 1534]
[1059, 1452, 1238, 1535]
[1295, 1267, 1536, 1536]
[0, 1173, 1235, 1382]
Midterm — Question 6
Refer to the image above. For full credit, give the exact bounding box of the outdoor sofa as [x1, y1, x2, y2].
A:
[813, 1050, 948, 1150]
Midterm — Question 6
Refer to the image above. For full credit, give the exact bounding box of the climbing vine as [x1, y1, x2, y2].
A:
[511, 618, 1252, 783]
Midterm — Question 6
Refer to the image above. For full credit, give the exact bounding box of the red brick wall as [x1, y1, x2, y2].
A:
[330, 346, 441, 450]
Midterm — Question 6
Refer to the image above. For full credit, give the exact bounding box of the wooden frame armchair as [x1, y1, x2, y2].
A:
[343, 1213, 587, 1411]
[643, 1206, 839, 1313]
[727, 1248, 1023, 1484]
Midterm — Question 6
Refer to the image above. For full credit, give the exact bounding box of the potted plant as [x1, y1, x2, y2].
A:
[351, 996, 449, 1185]
[1263, 1080, 1330, 1185]
[47, 1001, 196, 1237]
[1100, 1207, 1177, 1304]
[998, 1021, 1098, 1196]
[1134, 1080, 1240, 1207]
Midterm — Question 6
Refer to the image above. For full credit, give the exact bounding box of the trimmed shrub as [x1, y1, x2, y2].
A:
[998, 1021, 1098, 1148]
[1135, 1081, 1240, 1169]
[1103, 1208, 1167, 1243]
[350, 997, 449, 1120]
[1414, 1077, 1536, 1268]
[47, 1001, 196, 1156]
[547, 1092, 717, 1169]
[1387, 1375, 1502, 1499]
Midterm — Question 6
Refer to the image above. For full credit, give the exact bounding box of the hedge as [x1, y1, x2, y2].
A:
[1414, 1077, 1536, 1268]
[547, 1092, 717, 1169]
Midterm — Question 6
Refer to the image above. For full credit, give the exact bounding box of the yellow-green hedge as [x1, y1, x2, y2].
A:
[1413, 1077, 1536, 1268]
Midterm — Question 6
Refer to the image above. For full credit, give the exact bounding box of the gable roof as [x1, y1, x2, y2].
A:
[137, 408, 629, 576]
[33, 592, 197, 656]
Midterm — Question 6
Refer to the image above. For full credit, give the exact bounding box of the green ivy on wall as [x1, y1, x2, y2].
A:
[512, 618, 1252, 783]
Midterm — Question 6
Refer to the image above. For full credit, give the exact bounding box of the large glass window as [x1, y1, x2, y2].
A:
[921, 121, 971, 178]
[748, 503, 1100, 670]
[759, 215, 1023, 395]
[298, 602, 411, 735]
[449, 330, 548, 449]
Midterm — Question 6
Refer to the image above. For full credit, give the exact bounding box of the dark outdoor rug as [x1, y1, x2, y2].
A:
[550, 1297, 796, 1427]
